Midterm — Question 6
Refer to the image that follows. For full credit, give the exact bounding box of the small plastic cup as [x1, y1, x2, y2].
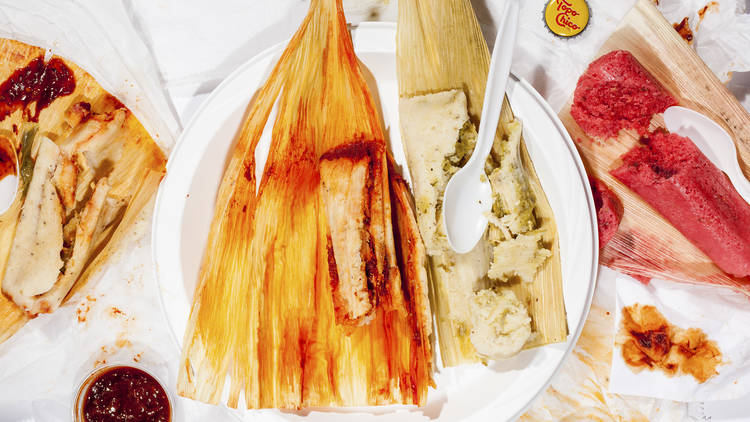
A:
[72, 363, 173, 422]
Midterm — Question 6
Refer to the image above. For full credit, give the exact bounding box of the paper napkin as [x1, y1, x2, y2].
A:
[610, 275, 750, 402]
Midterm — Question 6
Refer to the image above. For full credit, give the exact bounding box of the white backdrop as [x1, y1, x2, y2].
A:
[0, 0, 749, 421]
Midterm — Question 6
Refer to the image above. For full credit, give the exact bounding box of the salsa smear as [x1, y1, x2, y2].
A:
[0, 56, 75, 122]
[82, 366, 170, 422]
[0, 138, 14, 181]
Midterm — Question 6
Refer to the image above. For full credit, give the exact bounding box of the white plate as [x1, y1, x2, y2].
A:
[152, 22, 598, 422]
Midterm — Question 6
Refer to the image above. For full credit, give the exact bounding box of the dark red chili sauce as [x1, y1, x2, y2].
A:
[0, 139, 14, 181]
[82, 366, 170, 422]
[0, 56, 76, 122]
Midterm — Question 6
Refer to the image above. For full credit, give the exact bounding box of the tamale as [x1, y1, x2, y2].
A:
[396, 0, 567, 365]
[560, 0, 750, 296]
[2, 109, 156, 317]
[178, 0, 432, 408]
[0, 38, 166, 337]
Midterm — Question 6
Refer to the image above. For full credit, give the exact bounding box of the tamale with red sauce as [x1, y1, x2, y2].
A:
[178, 0, 432, 409]
[564, 44, 750, 296]
[0, 39, 166, 341]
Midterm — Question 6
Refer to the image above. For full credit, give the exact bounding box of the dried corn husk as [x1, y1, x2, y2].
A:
[397, 0, 567, 365]
[0, 38, 166, 341]
[178, 0, 432, 408]
[556, 0, 750, 298]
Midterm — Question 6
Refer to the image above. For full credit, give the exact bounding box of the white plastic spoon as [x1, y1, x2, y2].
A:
[442, 0, 520, 254]
[0, 137, 18, 215]
[663, 106, 750, 203]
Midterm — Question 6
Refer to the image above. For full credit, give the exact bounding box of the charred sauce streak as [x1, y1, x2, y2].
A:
[0, 56, 76, 122]
[698, 1, 719, 20]
[618, 304, 722, 383]
[363, 152, 379, 302]
[391, 177, 419, 341]
[325, 235, 340, 295]
[673, 17, 693, 44]
[319, 138, 380, 163]
[68, 101, 92, 125]
[388, 162, 414, 313]
[0, 138, 15, 181]
[82, 366, 170, 422]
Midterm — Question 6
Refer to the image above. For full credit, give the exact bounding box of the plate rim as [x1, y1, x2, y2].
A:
[151, 21, 599, 421]
[500, 73, 599, 422]
[151, 36, 290, 351]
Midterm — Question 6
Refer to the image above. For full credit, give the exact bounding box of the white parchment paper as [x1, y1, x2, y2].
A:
[0, 1, 195, 421]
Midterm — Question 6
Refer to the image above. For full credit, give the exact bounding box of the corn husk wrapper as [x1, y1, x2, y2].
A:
[178, 0, 432, 409]
[0, 38, 166, 343]
[561, 0, 750, 298]
[396, 0, 567, 366]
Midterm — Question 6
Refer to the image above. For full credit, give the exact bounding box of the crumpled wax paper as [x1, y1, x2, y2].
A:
[0, 1, 197, 421]
[0, 0, 179, 151]
[611, 276, 750, 403]
[474, 0, 750, 113]
[657, 0, 750, 82]
[127, 0, 396, 123]
[475, 0, 637, 111]
[657, 0, 750, 113]
[128, 0, 750, 121]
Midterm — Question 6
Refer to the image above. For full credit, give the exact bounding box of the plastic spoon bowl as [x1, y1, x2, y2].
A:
[663, 105, 750, 203]
[0, 136, 18, 215]
[442, 0, 520, 254]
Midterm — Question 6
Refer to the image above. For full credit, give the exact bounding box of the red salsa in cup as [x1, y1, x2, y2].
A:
[81, 366, 170, 422]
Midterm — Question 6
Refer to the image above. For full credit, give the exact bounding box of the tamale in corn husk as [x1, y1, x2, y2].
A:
[560, 0, 750, 297]
[178, 0, 432, 408]
[396, 0, 567, 366]
[0, 38, 166, 341]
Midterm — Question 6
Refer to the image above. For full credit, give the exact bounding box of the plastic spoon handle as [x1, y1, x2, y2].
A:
[466, 0, 520, 170]
[442, 0, 520, 253]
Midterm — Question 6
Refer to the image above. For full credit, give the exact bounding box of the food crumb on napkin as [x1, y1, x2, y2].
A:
[611, 275, 750, 402]
[617, 303, 723, 383]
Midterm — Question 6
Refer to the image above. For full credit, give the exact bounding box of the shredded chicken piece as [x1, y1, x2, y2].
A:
[2, 137, 64, 309]
[63, 101, 91, 128]
[59, 108, 125, 203]
[53, 152, 78, 214]
[31, 178, 110, 315]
